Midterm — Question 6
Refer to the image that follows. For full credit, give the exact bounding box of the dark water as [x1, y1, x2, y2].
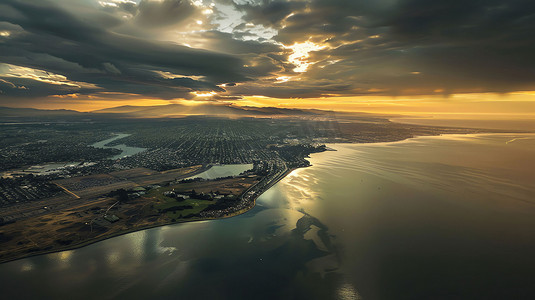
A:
[1, 134, 535, 300]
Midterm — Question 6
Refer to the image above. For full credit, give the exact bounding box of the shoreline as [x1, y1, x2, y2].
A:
[389, 117, 535, 132]
[0, 165, 300, 265]
[4, 132, 531, 265]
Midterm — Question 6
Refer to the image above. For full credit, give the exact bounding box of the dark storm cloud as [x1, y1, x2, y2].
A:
[228, 81, 354, 98]
[229, 0, 535, 96]
[191, 30, 282, 55]
[0, 77, 83, 98]
[234, 0, 306, 28]
[1, 0, 534, 102]
[0, 0, 249, 100]
[135, 0, 198, 28]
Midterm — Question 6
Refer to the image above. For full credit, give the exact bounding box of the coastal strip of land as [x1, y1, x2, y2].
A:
[0, 159, 302, 264]
[3, 126, 523, 264]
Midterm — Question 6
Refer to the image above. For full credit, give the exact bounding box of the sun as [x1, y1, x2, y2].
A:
[284, 41, 326, 73]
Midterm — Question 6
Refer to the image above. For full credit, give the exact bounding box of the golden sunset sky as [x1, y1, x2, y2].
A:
[1, 0, 534, 122]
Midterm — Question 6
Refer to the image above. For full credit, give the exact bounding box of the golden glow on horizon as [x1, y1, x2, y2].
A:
[41, 98, 171, 112]
[29, 97, 228, 112]
[8, 91, 535, 119]
[234, 93, 535, 119]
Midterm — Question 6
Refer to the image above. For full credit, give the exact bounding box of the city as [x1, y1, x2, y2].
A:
[0, 113, 488, 263]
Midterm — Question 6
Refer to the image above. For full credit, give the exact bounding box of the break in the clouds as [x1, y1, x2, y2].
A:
[1, 0, 534, 104]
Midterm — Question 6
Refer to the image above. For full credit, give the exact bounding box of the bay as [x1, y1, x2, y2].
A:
[1, 134, 535, 299]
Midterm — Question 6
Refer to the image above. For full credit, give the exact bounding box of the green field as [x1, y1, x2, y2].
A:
[146, 185, 215, 219]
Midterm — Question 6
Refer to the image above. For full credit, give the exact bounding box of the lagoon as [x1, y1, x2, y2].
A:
[186, 164, 253, 180]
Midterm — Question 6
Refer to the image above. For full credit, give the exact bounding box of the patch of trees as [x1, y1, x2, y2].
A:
[202, 196, 238, 212]
[108, 188, 129, 202]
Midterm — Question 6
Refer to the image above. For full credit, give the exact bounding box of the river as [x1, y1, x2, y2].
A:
[91, 133, 147, 160]
[1, 133, 535, 299]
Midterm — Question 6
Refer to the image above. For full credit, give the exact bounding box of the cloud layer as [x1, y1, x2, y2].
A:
[1, 0, 534, 105]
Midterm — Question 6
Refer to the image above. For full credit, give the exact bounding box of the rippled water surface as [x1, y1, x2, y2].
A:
[1, 134, 535, 300]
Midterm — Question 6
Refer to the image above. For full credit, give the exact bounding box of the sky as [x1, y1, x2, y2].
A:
[0, 0, 534, 118]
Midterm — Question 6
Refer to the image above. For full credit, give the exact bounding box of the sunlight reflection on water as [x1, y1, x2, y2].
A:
[1, 133, 535, 299]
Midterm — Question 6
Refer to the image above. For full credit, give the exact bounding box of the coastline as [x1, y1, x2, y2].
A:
[4, 132, 532, 265]
[389, 117, 535, 132]
[0, 165, 300, 265]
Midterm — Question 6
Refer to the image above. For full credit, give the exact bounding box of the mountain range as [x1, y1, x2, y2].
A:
[0, 103, 380, 121]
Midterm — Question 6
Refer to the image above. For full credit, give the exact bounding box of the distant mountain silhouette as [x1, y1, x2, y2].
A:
[0, 104, 383, 121]
[0, 107, 84, 117]
[93, 103, 326, 118]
